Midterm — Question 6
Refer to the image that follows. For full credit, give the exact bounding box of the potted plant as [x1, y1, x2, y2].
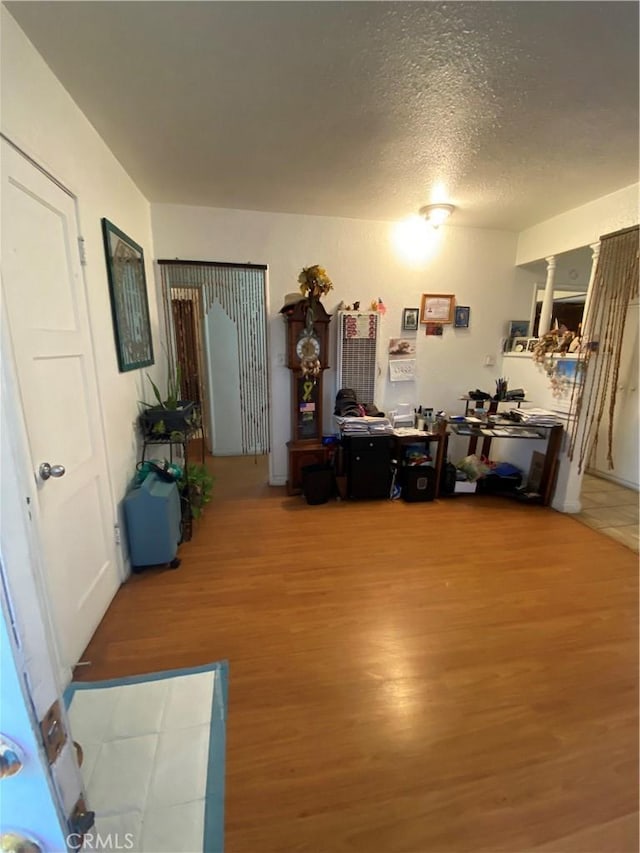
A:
[139, 360, 197, 438]
[178, 462, 214, 522]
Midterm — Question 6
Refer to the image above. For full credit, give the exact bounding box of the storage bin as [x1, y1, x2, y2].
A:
[301, 464, 334, 505]
[402, 466, 436, 502]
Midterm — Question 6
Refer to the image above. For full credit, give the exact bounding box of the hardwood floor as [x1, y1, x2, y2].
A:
[77, 455, 639, 852]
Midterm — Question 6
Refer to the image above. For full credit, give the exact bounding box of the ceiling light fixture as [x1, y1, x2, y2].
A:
[419, 203, 455, 228]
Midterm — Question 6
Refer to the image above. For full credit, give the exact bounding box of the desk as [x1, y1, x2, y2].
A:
[394, 430, 448, 499]
[340, 429, 449, 500]
[450, 419, 563, 505]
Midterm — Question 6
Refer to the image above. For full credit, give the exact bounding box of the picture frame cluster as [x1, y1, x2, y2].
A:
[402, 295, 470, 333]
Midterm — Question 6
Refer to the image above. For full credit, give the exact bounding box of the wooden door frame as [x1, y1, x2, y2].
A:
[161, 263, 275, 474]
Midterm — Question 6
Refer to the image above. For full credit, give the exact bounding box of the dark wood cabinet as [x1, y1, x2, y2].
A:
[343, 436, 395, 499]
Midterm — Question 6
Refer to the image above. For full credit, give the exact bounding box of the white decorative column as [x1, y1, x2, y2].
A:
[551, 241, 601, 515]
[580, 241, 601, 341]
[538, 255, 556, 336]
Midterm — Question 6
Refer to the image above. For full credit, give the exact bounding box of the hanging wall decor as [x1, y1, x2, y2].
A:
[102, 218, 154, 372]
[420, 293, 455, 324]
[454, 306, 470, 328]
[425, 323, 444, 336]
[402, 307, 419, 331]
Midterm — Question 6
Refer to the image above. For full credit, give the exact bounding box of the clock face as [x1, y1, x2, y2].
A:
[296, 332, 321, 361]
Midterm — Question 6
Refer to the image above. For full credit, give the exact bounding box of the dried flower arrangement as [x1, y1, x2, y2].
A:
[298, 265, 333, 300]
[531, 328, 580, 398]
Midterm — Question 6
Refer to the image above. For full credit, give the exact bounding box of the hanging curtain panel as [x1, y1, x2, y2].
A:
[569, 225, 639, 472]
[159, 261, 270, 456]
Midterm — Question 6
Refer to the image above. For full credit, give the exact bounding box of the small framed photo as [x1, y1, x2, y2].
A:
[425, 322, 444, 336]
[454, 305, 470, 328]
[102, 218, 154, 372]
[510, 337, 530, 353]
[508, 320, 530, 338]
[420, 293, 455, 324]
[402, 307, 419, 331]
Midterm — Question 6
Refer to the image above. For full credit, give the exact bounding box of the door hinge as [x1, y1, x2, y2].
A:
[77, 236, 87, 266]
[114, 524, 121, 545]
[39, 699, 67, 764]
[68, 797, 95, 851]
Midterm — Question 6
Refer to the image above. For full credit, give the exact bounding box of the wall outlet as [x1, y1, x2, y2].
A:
[484, 354, 495, 367]
[276, 352, 285, 366]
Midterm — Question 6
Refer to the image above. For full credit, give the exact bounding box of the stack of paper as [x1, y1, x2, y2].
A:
[335, 416, 393, 435]
[510, 408, 563, 427]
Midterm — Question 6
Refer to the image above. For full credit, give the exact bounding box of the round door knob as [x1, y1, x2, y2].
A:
[0, 736, 24, 779]
[39, 463, 66, 481]
[0, 833, 42, 853]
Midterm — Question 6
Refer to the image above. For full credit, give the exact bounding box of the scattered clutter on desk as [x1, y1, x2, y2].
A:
[334, 387, 384, 419]
[510, 407, 564, 426]
[503, 387, 526, 401]
[402, 444, 432, 467]
[389, 402, 415, 429]
[494, 377, 508, 401]
[452, 454, 524, 497]
[456, 454, 491, 482]
[336, 415, 393, 435]
[468, 388, 492, 401]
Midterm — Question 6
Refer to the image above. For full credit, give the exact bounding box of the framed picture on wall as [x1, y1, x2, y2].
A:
[102, 218, 154, 372]
[420, 293, 455, 324]
[454, 306, 470, 328]
[402, 307, 419, 331]
[508, 320, 530, 338]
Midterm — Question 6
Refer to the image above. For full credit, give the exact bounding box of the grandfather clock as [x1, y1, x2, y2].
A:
[282, 297, 332, 495]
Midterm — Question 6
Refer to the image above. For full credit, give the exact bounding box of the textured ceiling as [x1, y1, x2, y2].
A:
[5, 1, 639, 229]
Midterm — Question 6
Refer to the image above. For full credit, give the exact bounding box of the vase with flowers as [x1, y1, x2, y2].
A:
[298, 264, 333, 301]
[295, 265, 333, 379]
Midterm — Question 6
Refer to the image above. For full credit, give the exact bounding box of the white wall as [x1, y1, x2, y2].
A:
[589, 300, 639, 490]
[152, 203, 533, 483]
[206, 302, 243, 455]
[516, 183, 639, 265]
[1, 8, 165, 568]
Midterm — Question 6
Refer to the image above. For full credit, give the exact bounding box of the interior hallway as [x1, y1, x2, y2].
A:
[75, 456, 639, 853]
[576, 472, 639, 552]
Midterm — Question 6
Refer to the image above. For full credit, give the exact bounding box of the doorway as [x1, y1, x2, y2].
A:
[160, 261, 270, 458]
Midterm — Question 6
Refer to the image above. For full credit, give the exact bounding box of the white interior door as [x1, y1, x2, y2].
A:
[589, 300, 640, 488]
[1, 141, 120, 677]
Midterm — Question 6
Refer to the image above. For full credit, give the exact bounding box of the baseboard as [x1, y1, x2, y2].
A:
[551, 497, 582, 514]
[585, 468, 639, 492]
[269, 474, 286, 486]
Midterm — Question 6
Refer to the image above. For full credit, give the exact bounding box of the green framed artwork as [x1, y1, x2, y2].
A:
[102, 218, 154, 372]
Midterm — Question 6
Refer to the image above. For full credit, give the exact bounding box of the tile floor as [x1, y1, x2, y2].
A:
[577, 473, 639, 552]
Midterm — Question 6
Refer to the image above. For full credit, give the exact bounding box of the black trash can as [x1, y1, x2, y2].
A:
[301, 464, 334, 505]
[402, 465, 436, 502]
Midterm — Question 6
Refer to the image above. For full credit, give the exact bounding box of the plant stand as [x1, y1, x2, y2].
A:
[140, 427, 204, 542]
